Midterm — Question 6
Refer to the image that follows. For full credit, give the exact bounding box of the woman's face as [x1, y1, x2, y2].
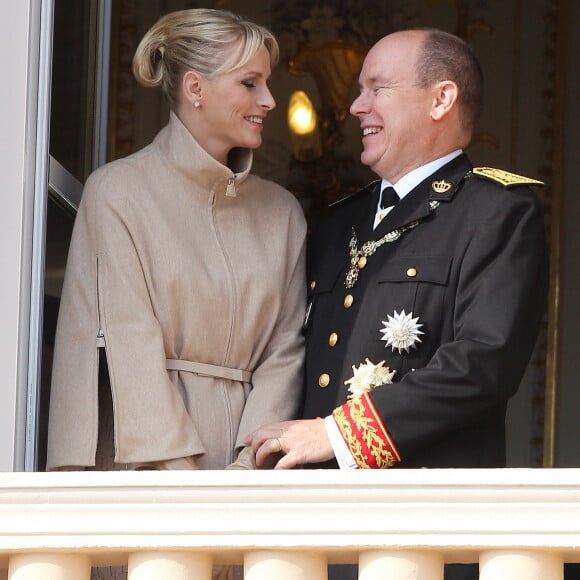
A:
[193, 46, 275, 164]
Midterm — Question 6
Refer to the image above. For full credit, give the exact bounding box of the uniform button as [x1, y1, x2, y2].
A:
[318, 373, 330, 388]
[328, 332, 338, 347]
[406, 267, 417, 277]
[344, 294, 354, 308]
[357, 256, 367, 269]
[310, 280, 316, 290]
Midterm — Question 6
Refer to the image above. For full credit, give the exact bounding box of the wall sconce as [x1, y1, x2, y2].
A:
[287, 90, 323, 162]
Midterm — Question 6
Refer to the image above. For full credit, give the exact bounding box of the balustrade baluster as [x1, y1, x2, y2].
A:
[128, 551, 212, 580]
[8, 553, 91, 580]
[480, 550, 563, 580]
[245, 551, 327, 580]
[359, 550, 444, 580]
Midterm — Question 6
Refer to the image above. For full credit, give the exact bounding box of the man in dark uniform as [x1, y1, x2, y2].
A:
[246, 28, 548, 579]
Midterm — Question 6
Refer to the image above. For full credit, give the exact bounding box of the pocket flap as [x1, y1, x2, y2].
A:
[377, 255, 452, 285]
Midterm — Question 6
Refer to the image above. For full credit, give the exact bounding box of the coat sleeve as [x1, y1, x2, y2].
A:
[47, 167, 203, 469]
[47, 172, 102, 469]
[334, 185, 549, 467]
[233, 200, 307, 452]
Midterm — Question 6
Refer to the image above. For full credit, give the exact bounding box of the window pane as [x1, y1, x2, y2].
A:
[50, 0, 98, 182]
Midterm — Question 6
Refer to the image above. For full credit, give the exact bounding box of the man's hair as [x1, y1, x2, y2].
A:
[414, 29, 483, 133]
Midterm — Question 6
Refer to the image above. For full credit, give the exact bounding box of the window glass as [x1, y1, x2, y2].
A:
[49, 0, 99, 182]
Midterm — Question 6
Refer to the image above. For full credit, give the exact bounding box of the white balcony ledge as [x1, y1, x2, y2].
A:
[1, 468, 579, 578]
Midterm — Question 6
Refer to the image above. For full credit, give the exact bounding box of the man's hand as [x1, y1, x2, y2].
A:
[244, 418, 334, 469]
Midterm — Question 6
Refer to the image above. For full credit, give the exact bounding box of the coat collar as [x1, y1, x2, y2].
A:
[153, 111, 253, 200]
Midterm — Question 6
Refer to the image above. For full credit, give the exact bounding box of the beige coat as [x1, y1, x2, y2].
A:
[47, 113, 307, 470]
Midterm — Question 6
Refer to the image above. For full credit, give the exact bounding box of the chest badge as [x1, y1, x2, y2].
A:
[345, 358, 396, 399]
[380, 309, 424, 353]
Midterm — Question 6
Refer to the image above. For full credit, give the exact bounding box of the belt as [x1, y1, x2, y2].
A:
[166, 358, 252, 383]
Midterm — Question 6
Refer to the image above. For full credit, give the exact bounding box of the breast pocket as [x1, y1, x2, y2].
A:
[376, 255, 453, 349]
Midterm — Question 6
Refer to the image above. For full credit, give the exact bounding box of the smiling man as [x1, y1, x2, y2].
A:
[246, 28, 549, 579]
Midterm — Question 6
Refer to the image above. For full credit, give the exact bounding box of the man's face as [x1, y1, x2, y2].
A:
[350, 31, 434, 183]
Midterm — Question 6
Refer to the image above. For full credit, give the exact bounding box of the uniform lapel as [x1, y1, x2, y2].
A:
[309, 181, 379, 284]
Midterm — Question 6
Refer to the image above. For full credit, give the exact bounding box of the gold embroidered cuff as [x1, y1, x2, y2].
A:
[332, 393, 400, 469]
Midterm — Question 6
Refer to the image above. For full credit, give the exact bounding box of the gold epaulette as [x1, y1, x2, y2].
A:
[473, 167, 544, 187]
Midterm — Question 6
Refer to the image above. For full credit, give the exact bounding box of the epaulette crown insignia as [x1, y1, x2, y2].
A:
[473, 167, 544, 187]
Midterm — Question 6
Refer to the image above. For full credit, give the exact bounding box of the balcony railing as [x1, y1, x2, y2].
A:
[1, 469, 579, 579]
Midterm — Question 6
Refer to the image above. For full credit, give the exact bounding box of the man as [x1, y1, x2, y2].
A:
[246, 28, 548, 578]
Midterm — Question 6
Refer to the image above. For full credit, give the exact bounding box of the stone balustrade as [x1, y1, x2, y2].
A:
[1, 469, 579, 579]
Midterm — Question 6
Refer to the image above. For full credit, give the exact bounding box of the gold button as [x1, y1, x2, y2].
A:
[310, 280, 316, 290]
[318, 373, 330, 388]
[344, 294, 354, 308]
[357, 256, 367, 269]
[328, 332, 338, 347]
[407, 267, 417, 277]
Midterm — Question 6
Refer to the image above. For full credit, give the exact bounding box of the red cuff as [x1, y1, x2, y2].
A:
[332, 393, 400, 469]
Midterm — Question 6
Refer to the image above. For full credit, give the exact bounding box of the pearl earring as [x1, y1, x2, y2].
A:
[194, 100, 201, 108]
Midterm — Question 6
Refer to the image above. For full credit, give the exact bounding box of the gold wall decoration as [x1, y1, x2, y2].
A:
[538, 0, 566, 467]
[268, 1, 418, 216]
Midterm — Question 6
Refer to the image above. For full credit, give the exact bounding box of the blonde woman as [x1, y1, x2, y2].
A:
[47, 9, 306, 473]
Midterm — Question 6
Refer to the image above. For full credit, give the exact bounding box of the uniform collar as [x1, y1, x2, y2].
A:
[381, 149, 463, 200]
[373, 153, 473, 234]
[153, 111, 253, 199]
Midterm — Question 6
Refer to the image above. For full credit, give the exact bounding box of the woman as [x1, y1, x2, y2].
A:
[47, 8, 306, 472]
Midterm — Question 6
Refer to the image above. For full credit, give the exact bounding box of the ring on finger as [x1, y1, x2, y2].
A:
[275, 437, 284, 453]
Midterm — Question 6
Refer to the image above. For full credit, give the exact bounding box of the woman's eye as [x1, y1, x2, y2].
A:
[242, 80, 256, 88]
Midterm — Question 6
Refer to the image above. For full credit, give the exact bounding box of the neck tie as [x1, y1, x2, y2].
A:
[380, 186, 399, 210]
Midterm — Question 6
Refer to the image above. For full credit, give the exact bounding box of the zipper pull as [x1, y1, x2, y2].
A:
[225, 176, 236, 197]
[97, 329, 105, 348]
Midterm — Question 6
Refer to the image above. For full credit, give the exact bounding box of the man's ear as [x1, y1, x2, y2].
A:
[182, 70, 203, 106]
[431, 80, 459, 121]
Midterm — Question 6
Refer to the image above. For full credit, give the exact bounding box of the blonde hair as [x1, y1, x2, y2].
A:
[133, 9, 279, 110]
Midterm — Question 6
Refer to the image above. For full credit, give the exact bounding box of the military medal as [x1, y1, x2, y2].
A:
[344, 358, 396, 399]
[380, 309, 424, 353]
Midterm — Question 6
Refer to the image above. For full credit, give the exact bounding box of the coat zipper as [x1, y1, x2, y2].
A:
[225, 176, 236, 197]
[211, 183, 238, 462]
